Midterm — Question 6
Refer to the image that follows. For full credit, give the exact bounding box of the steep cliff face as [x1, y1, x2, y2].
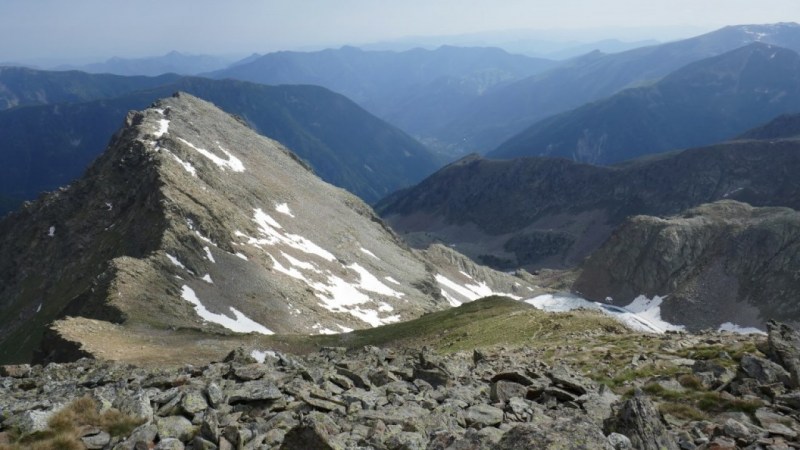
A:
[0, 93, 532, 364]
[574, 201, 800, 330]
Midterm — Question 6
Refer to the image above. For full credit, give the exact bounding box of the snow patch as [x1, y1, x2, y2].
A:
[275, 203, 294, 217]
[348, 263, 404, 298]
[524, 293, 684, 334]
[360, 247, 378, 259]
[268, 254, 307, 281]
[385, 277, 401, 285]
[48, 226, 55, 237]
[36, 303, 42, 313]
[338, 325, 354, 333]
[153, 119, 169, 138]
[312, 323, 339, 335]
[168, 151, 197, 177]
[166, 253, 186, 270]
[250, 349, 277, 363]
[281, 252, 319, 271]
[203, 246, 216, 263]
[177, 137, 245, 172]
[441, 290, 462, 307]
[180, 285, 273, 334]
[250, 208, 336, 261]
[719, 322, 766, 335]
[436, 274, 521, 302]
[201, 274, 214, 284]
[235, 252, 249, 261]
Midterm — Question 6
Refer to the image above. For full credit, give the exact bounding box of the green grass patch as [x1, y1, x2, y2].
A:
[1, 396, 144, 450]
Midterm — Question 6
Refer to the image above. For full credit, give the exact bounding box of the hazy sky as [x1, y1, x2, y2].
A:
[2, 0, 799, 62]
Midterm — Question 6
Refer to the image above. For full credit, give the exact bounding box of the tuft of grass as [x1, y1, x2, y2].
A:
[678, 373, 704, 390]
[0, 396, 144, 450]
[660, 402, 708, 421]
[696, 393, 763, 414]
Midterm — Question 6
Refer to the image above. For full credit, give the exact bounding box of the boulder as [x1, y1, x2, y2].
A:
[613, 394, 679, 450]
[767, 321, 800, 387]
[740, 354, 791, 387]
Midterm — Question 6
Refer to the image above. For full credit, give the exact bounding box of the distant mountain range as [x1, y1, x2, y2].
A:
[377, 130, 800, 271]
[432, 22, 800, 153]
[0, 71, 440, 213]
[490, 43, 800, 163]
[55, 51, 238, 76]
[0, 66, 180, 109]
[208, 45, 556, 156]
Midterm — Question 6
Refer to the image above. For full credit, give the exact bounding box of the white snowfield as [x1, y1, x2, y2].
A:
[525, 293, 764, 335]
[435, 273, 521, 308]
[237, 206, 404, 330]
[180, 285, 273, 335]
[177, 137, 245, 173]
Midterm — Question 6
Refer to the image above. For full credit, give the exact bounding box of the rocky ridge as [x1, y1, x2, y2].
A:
[5, 319, 800, 449]
[575, 200, 800, 331]
[378, 138, 800, 272]
[0, 93, 533, 364]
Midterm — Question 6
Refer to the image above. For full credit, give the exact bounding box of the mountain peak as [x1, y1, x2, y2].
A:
[0, 93, 532, 363]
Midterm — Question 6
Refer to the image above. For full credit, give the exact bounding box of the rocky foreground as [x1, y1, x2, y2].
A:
[3, 321, 800, 449]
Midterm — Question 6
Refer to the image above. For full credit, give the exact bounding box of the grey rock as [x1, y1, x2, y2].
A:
[154, 437, 185, 450]
[607, 432, 632, 449]
[692, 360, 735, 389]
[775, 391, 800, 409]
[494, 413, 612, 449]
[206, 382, 225, 408]
[115, 423, 158, 450]
[114, 390, 154, 422]
[722, 418, 754, 441]
[192, 436, 218, 450]
[385, 431, 427, 450]
[465, 404, 504, 428]
[280, 411, 344, 450]
[200, 409, 220, 442]
[547, 366, 594, 395]
[491, 380, 528, 403]
[6, 409, 54, 435]
[755, 408, 799, 438]
[227, 380, 282, 403]
[156, 415, 196, 442]
[231, 363, 269, 381]
[181, 389, 208, 415]
[81, 430, 112, 449]
[614, 394, 679, 450]
[740, 354, 792, 387]
[768, 321, 800, 388]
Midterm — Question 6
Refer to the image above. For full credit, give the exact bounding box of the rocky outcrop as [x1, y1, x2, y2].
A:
[574, 200, 800, 330]
[5, 321, 800, 449]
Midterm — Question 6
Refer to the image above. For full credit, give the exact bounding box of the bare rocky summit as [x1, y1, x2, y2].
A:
[0, 93, 533, 364]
